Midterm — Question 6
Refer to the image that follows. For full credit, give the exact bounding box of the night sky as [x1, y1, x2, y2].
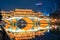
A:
[0, 0, 39, 10]
[0, 0, 60, 16]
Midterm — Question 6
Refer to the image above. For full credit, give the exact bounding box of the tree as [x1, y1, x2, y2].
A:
[50, 9, 60, 19]
[50, 9, 60, 34]
[0, 9, 2, 21]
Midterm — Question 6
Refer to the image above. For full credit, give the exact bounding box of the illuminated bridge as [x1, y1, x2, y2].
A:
[0, 9, 59, 40]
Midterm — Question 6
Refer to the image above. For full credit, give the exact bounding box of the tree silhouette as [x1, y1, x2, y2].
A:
[50, 9, 60, 19]
[50, 9, 60, 34]
[0, 9, 2, 21]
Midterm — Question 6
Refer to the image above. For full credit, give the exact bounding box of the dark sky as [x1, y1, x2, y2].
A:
[0, 0, 59, 16]
[0, 0, 40, 10]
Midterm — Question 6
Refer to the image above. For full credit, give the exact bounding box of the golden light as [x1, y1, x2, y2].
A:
[3, 20, 11, 25]
[22, 17, 33, 30]
[51, 19, 55, 23]
[40, 20, 48, 28]
[12, 19, 17, 23]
